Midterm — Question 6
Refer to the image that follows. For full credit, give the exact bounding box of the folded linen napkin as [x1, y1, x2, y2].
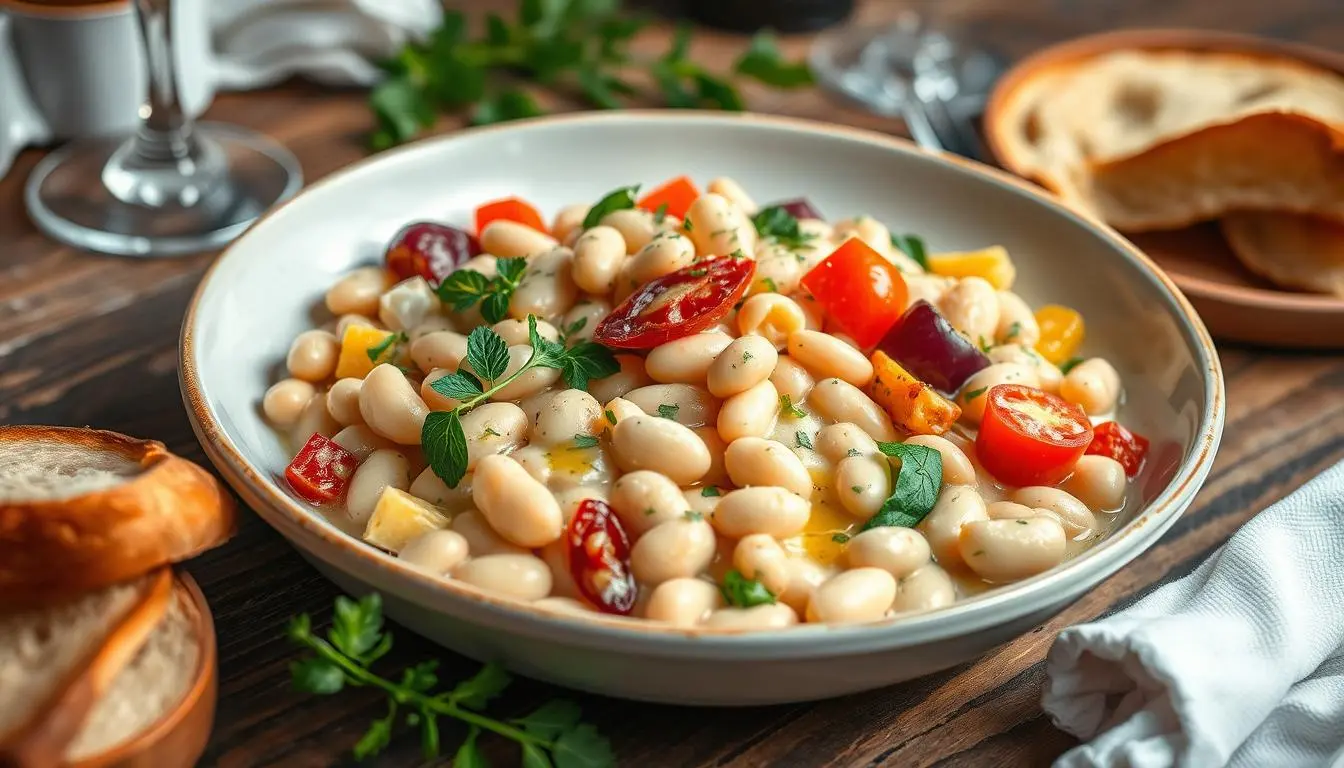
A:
[1042, 460, 1344, 768]
[210, 0, 442, 90]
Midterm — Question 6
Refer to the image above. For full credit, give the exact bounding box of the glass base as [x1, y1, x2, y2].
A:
[24, 122, 302, 258]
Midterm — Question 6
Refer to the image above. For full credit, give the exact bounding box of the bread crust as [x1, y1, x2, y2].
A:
[1222, 211, 1344, 296]
[0, 569, 173, 768]
[0, 427, 236, 607]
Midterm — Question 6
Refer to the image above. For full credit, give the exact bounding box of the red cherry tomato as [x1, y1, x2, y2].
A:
[637, 175, 701, 220]
[976, 384, 1094, 487]
[1086, 421, 1150, 477]
[475, 196, 547, 234]
[285, 433, 360, 504]
[800, 236, 908, 349]
[385, 222, 481, 285]
[593, 257, 755, 350]
[566, 499, 637, 615]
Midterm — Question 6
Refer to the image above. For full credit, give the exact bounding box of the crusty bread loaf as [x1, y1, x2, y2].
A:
[0, 570, 172, 767]
[1222, 212, 1344, 296]
[990, 48, 1344, 231]
[0, 427, 237, 607]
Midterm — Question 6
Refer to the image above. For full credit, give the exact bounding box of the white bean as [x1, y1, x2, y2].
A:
[751, 244, 805, 295]
[511, 445, 552, 486]
[459, 403, 529, 470]
[290, 391, 341, 445]
[331, 424, 395, 462]
[325, 378, 364, 426]
[537, 538, 582, 600]
[707, 177, 757, 214]
[623, 384, 719, 428]
[807, 378, 897, 442]
[815, 423, 880, 462]
[702, 603, 798, 630]
[644, 578, 721, 626]
[480, 219, 558, 259]
[995, 291, 1041, 347]
[805, 568, 898, 624]
[551, 203, 591, 244]
[420, 369, 460, 412]
[631, 518, 717, 585]
[646, 333, 733, 384]
[890, 563, 956, 614]
[901, 434, 977, 486]
[938, 276, 1001, 345]
[510, 247, 579, 320]
[684, 193, 756, 257]
[1063, 455, 1128, 512]
[451, 510, 527, 556]
[834, 454, 893, 518]
[493, 318, 558, 346]
[693, 426, 731, 488]
[346, 449, 411, 527]
[287, 330, 340, 382]
[733, 534, 791, 595]
[625, 232, 695, 286]
[560, 300, 609, 344]
[1060, 358, 1122, 415]
[987, 344, 1063, 394]
[408, 466, 471, 510]
[601, 208, 659, 254]
[959, 517, 1067, 582]
[471, 455, 563, 547]
[845, 527, 931, 579]
[399, 529, 470, 576]
[609, 470, 688, 537]
[454, 554, 553, 601]
[737, 294, 807, 350]
[410, 331, 468, 373]
[724, 437, 811, 497]
[588, 354, 653, 404]
[834, 218, 896, 260]
[711, 487, 810, 538]
[603, 397, 644, 425]
[264, 378, 316, 428]
[326, 267, 387, 316]
[611, 414, 711, 485]
[1011, 487, 1097, 539]
[717, 380, 779, 443]
[768, 356, 815, 403]
[787, 330, 874, 387]
[572, 225, 627, 294]
[776, 558, 828, 614]
[707, 336, 778, 398]
[359, 364, 430, 444]
[918, 485, 987, 568]
[905, 274, 956, 308]
[532, 389, 602, 447]
[957, 363, 1041, 425]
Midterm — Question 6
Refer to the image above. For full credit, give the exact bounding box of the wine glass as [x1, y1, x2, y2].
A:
[24, 0, 302, 257]
[809, 7, 1004, 159]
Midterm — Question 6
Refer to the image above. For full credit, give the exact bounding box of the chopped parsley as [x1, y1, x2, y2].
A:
[701, 486, 721, 497]
[795, 431, 813, 450]
[831, 533, 851, 544]
[719, 570, 775, 608]
[604, 409, 617, 425]
[571, 434, 600, 449]
[779, 394, 806, 419]
[656, 403, 680, 420]
[964, 386, 988, 401]
[653, 202, 669, 225]
[366, 331, 408, 364]
[1060, 357, 1085, 374]
[759, 277, 779, 293]
[683, 510, 704, 522]
[751, 206, 817, 250]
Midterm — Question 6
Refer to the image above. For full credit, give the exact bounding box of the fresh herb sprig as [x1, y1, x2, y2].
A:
[370, 1, 813, 149]
[581, 185, 640, 229]
[751, 206, 816, 251]
[288, 594, 615, 766]
[437, 257, 529, 324]
[720, 570, 776, 607]
[863, 442, 943, 530]
[367, 331, 409, 365]
[423, 318, 618, 487]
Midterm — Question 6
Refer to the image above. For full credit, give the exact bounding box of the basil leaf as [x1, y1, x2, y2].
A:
[466, 326, 511, 382]
[719, 570, 776, 607]
[865, 442, 943, 530]
[436, 269, 492, 310]
[734, 33, 814, 88]
[891, 233, 930, 271]
[423, 410, 470, 488]
[581, 185, 640, 230]
[431, 371, 484, 402]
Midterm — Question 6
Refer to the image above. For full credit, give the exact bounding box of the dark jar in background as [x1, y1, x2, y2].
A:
[684, 0, 855, 33]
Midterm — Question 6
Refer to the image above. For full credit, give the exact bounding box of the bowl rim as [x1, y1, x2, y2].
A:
[180, 110, 1225, 651]
[982, 27, 1344, 315]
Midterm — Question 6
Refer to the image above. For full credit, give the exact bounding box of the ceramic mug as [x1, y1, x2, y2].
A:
[0, 0, 213, 177]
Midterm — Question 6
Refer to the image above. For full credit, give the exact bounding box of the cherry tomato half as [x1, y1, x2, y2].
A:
[593, 257, 755, 350]
[566, 499, 637, 615]
[1086, 421, 1150, 477]
[976, 384, 1094, 487]
[637, 175, 701, 220]
[385, 222, 481, 285]
[475, 196, 547, 234]
[800, 236, 908, 349]
[285, 433, 360, 504]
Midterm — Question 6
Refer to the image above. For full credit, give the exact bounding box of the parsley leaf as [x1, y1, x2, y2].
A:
[604, 409, 617, 425]
[683, 510, 704, 521]
[779, 394, 806, 419]
[752, 206, 817, 250]
[865, 442, 943, 530]
[720, 570, 776, 607]
[581, 185, 640, 229]
[891, 233, 930, 270]
[1060, 357, 1085, 374]
[656, 403, 680, 420]
[795, 431, 813, 450]
[329, 594, 385, 660]
[572, 434, 600, 449]
[701, 486, 720, 497]
[831, 533, 851, 544]
[446, 663, 512, 710]
[964, 386, 988, 401]
[366, 331, 408, 365]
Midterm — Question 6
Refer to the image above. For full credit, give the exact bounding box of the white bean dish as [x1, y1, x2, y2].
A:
[262, 176, 1153, 631]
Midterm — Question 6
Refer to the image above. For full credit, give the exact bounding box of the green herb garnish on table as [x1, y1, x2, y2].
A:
[288, 594, 616, 766]
[369, 0, 814, 149]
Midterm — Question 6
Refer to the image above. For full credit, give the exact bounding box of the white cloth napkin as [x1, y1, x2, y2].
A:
[209, 0, 442, 90]
[1043, 459, 1344, 768]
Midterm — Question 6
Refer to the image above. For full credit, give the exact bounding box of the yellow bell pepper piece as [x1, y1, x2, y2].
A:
[335, 325, 398, 379]
[866, 351, 961, 436]
[1034, 305, 1085, 365]
[926, 245, 1016, 290]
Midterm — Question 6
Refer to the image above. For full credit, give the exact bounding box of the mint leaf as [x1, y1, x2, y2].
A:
[581, 185, 640, 230]
[467, 326, 511, 383]
[866, 442, 943, 530]
[329, 593, 384, 661]
[514, 700, 583, 740]
[719, 570, 775, 608]
[734, 33, 814, 88]
[447, 662, 512, 710]
[437, 269, 492, 311]
[496, 256, 529, 285]
[423, 410, 469, 488]
[558, 339, 618, 390]
[480, 291, 511, 324]
[291, 658, 345, 694]
[553, 723, 617, 768]
[431, 371, 484, 402]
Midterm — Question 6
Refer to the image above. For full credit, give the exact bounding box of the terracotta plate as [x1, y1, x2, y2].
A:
[985, 29, 1344, 349]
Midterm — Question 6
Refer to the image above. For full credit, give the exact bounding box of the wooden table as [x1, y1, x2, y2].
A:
[3, 0, 1342, 765]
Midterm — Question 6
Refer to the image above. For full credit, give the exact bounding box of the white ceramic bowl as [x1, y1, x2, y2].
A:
[181, 112, 1224, 705]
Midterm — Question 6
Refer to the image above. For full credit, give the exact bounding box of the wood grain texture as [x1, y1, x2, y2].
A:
[1, 0, 1342, 765]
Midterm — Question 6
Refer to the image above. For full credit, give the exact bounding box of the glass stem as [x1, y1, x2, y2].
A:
[129, 0, 195, 164]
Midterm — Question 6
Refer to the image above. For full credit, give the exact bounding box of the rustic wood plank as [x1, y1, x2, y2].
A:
[1, 0, 1342, 766]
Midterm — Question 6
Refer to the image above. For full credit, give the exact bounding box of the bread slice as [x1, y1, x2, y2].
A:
[990, 48, 1344, 231]
[0, 569, 173, 766]
[0, 427, 237, 607]
[1222, 212, 1344, 296]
